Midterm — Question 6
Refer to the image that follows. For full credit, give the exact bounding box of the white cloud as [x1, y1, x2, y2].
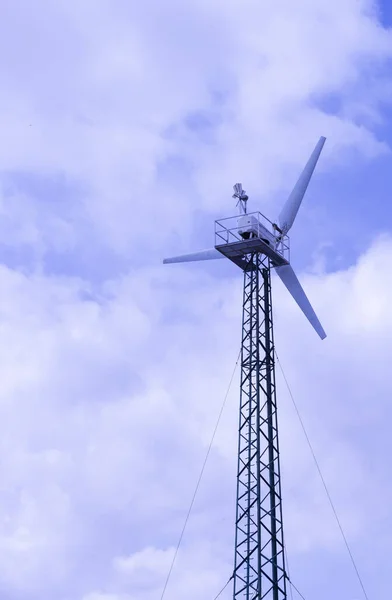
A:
[0, 236, 389, 598]
[0, 0, 390, 257]
[0, 1, 389, 599]
[83, 594, 128, 600]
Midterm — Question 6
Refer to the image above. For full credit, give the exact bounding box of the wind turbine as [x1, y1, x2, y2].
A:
[163, 136, 326, 599]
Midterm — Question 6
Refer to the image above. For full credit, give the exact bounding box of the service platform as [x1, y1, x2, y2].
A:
[214, 212, 290, 270]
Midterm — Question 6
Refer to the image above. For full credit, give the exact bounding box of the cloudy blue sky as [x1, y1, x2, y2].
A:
[0, 1, 391, 599]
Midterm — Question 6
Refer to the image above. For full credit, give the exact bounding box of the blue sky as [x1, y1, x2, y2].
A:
[0, 1, 391, 599]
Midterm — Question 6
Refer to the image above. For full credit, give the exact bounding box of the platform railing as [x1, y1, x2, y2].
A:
[214, 212, 290, 263]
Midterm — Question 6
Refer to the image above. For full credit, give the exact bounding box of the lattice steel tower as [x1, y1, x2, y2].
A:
[163, 138, 327, 600]
[233, 252, 286, 600]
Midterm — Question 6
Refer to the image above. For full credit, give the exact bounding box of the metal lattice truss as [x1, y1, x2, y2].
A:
[233, 253, 287, 600]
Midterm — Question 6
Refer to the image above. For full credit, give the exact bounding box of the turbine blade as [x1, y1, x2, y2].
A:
[163, 248, 224, 264]
[275, 264, 326, 340]
[278, 136, 326, 234]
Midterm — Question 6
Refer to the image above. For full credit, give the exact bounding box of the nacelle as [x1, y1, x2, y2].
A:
[237, 215, 276, 246]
